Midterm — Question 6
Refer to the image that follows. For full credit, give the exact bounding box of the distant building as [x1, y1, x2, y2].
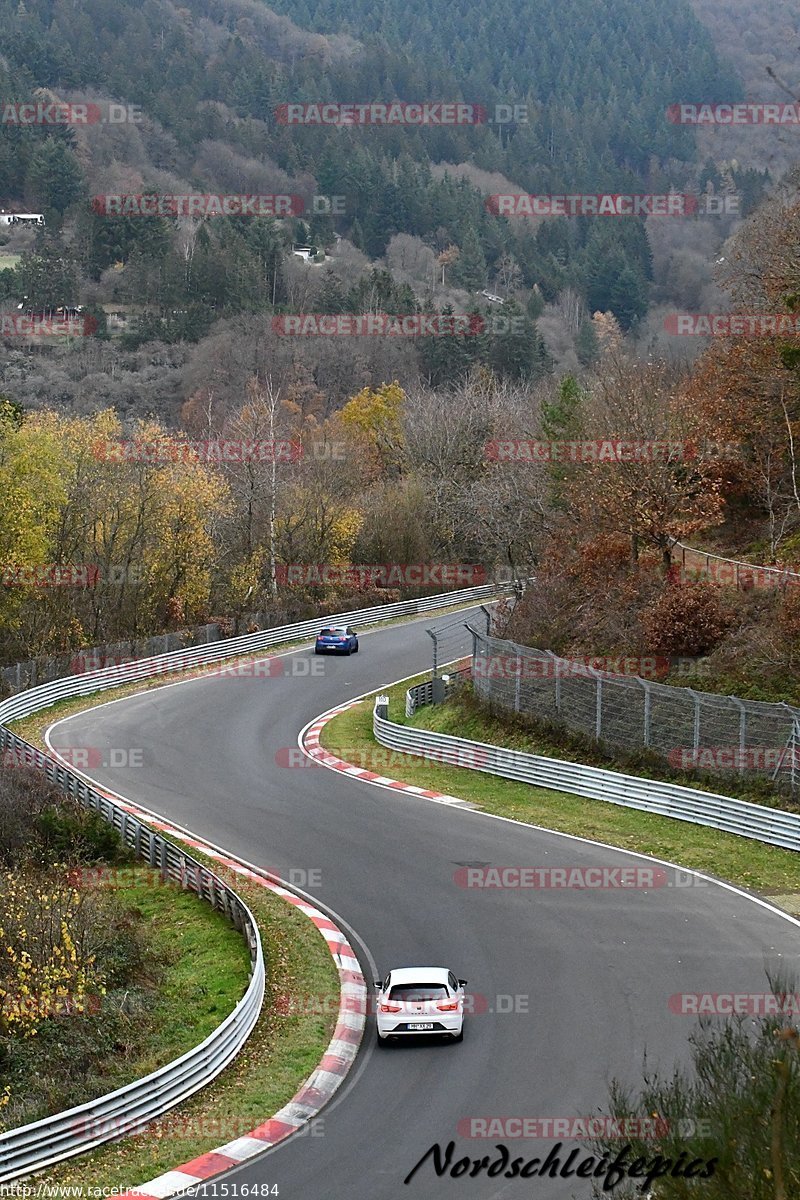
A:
[0, 211, 45, 227]
[480, 290, 505, 304]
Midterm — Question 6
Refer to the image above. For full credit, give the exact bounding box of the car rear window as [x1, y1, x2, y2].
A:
[389, 984, 449, 1001]
[319, 627, 345, 635]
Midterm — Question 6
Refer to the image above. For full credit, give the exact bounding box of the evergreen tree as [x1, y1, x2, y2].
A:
[452, 224, 487, 292]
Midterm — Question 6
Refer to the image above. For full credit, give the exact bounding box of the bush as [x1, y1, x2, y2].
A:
[0, 763, 133, 866]
[589, 971, 800, 1199]
[643, 580, 733, 657]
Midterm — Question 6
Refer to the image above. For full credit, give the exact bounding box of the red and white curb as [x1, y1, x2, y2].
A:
[65, 790, 366, 1200]
[302, 700, 474, 808]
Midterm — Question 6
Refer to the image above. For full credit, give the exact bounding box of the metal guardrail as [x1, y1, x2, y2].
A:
[405, 666, 471, 717]
[0, 582, 501, 1180]
[0, 584, 499, 724]
[378, 692, 800, 853]
[0, 730, 265, 1183]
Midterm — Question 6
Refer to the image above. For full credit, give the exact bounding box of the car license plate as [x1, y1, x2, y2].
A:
[413, 1022, 434, 1030]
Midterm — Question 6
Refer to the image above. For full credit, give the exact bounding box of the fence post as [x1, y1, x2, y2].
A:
[545, 650, 561, 713]
[479, 604, 493, 634]
[595, 671, 603, 741]
[687, 689, 701, 756]
[468, 626, 479, 677]
[640, 679, 652, 749]
[731, 697, 746, 774]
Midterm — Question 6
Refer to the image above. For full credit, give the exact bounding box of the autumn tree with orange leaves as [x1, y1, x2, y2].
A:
[680, 190, 800, 560]
[563, 354, 724, 566]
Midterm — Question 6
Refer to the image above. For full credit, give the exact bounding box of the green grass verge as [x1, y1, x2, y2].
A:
[30, 858, 340, 1193]
[109, 875, 252, 1075]
[320, 674, 800, 908]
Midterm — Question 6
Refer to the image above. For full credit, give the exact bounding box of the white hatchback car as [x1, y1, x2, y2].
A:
[374, 966, 467, 1042]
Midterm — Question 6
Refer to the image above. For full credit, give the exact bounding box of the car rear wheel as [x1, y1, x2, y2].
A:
[353, 642, 359, 653]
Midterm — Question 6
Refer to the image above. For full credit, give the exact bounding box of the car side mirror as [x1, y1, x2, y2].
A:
[374, 980, 383, 989]
[458, 979, 468, 987]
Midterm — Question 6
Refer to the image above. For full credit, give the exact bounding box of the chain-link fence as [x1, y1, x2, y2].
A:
[469, 628, 800, 793]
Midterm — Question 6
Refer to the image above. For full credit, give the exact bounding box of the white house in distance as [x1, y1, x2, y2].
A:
[0, 211, 45, 226]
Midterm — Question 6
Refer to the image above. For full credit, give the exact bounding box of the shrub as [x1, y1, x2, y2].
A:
[642, 581, 733, 657]
[0, 762, 132, 866]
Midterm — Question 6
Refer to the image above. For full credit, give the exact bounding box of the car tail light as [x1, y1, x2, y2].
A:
[380, 1003, 402, 1012]
[437, 1001, 459, 1011]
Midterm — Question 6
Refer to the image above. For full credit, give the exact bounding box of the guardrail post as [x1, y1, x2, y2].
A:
[426, 628, 438, 680]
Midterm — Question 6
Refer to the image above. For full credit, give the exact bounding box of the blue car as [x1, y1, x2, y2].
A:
[314, 625, 359, 655]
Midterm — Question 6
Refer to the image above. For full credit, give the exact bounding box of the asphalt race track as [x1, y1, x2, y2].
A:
[47, 604, 800, 1200]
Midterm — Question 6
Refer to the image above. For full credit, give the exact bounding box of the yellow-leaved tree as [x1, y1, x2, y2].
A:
[0, 401, 68, 644]
[339, 382, 406, 481]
